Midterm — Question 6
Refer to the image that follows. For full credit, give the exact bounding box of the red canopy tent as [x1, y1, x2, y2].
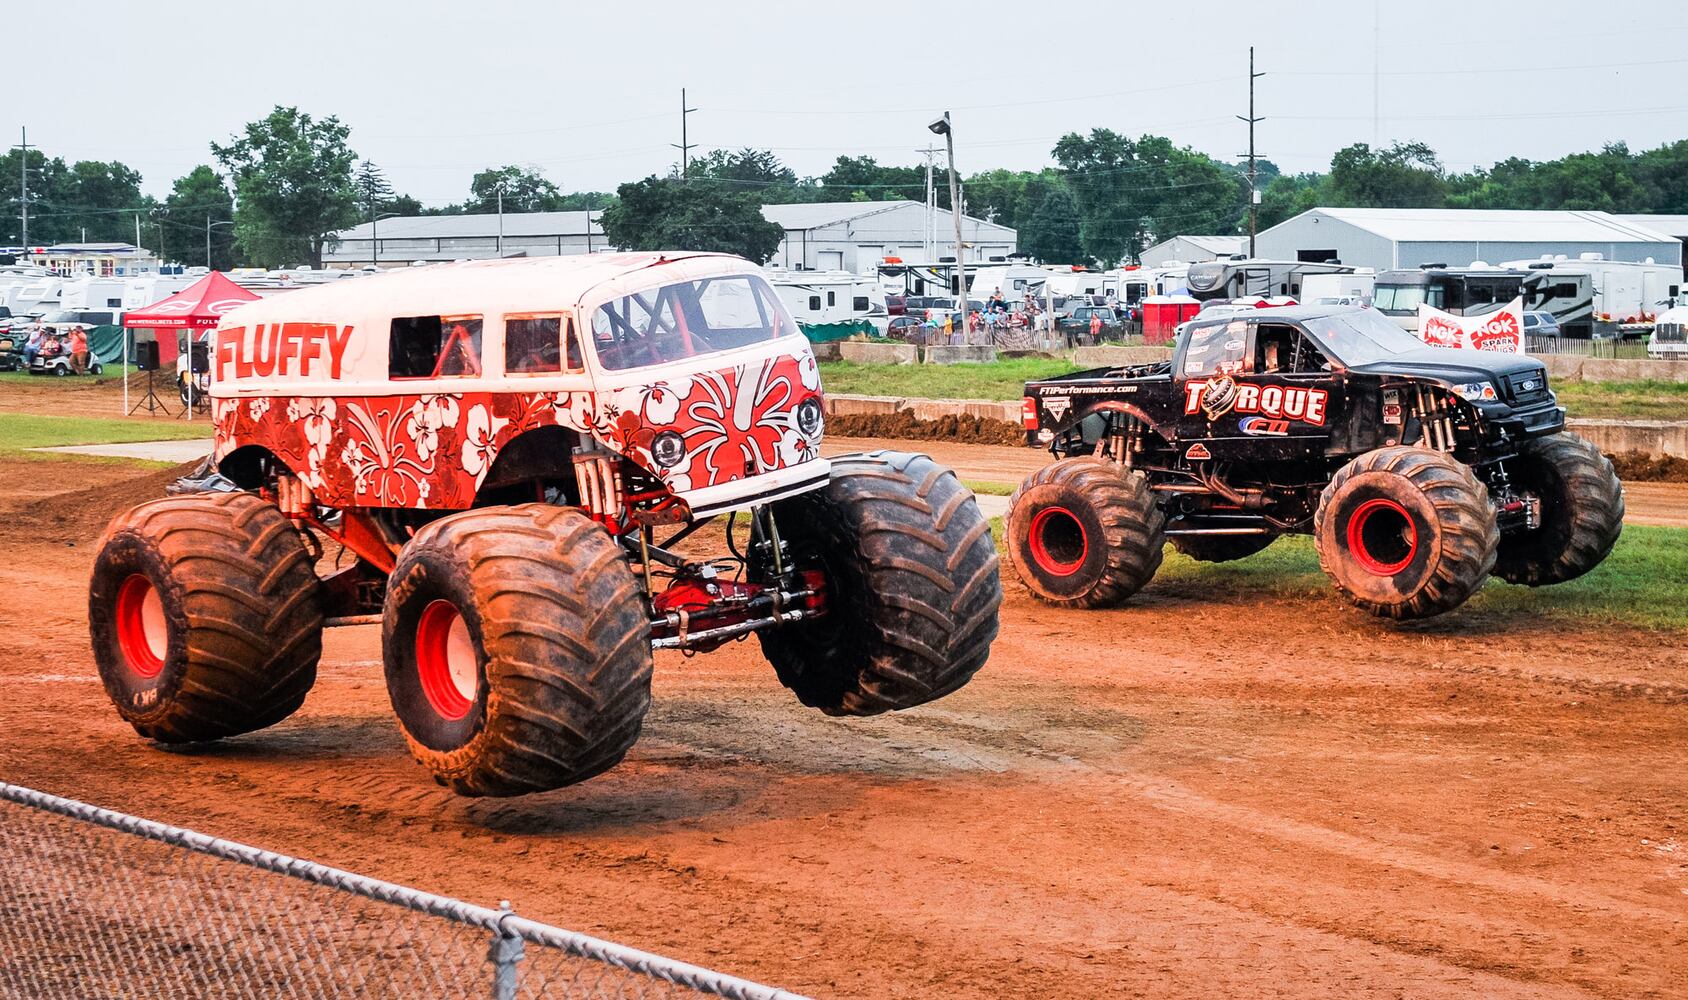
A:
[122, 272, 260, 417]
[123, 271, 259, 330]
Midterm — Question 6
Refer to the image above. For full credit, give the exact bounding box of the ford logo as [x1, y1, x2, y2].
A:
[1520, 379, 1539, 391]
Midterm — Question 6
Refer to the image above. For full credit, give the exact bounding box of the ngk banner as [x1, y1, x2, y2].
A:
[1416, 297, 1526, 354]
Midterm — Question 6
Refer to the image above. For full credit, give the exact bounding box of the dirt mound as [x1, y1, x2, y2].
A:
[1609, 450, 1688, 483]
[4, 459, 203, 544]
[829, 411, 1024, 446]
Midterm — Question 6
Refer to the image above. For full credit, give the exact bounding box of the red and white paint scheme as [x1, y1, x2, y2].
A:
[209, 253, 828, 521]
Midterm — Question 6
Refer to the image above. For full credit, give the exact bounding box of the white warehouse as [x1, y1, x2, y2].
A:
[1255, 208, 1681, 272]
[324, 201, 1016, 272]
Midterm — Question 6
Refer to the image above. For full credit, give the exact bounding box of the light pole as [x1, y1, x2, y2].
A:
[928, 113, 966, 313]
[496, 184, 505, 257]
[370, 212, 400, 267]
[206, 217, 235, 270]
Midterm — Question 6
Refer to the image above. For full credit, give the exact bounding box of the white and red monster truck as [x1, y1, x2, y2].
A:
[87, 253, 1001, 796]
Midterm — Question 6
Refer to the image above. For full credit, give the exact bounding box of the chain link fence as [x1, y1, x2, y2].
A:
[0, 782, 809, 1000]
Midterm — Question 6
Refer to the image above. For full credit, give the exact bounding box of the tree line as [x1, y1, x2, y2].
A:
[5, 104, 1688, 270]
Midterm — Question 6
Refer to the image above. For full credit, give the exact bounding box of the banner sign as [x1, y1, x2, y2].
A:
[1416, 297, 1525, 354]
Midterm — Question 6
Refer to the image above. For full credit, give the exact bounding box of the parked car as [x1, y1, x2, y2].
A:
[1056, 305, 1124, 343]
[39, 309, 121, 335]
[885, 293, 906, 317]
[886, 315, 927, 341]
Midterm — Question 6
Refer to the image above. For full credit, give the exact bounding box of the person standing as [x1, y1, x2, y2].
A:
[69, 326, 90, 374]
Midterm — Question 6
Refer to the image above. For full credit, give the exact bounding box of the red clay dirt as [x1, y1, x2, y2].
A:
[0, 441, 1686, 997]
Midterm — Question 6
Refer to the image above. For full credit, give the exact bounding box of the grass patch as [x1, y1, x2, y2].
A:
[991, 523, 1688, 632]
[821, 359, 1688, 420]
[818, 357, 1076, 401]
[963, 479, 1015, 496]
[1555, 379, 1688, 420]
[0, 363, 138, 384]
[0, 413, 210, 464]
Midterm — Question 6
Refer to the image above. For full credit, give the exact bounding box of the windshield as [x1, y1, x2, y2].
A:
[1371, 284, 1423, 313]
[590, 273, 798, 372]
[1303, 308, 1429, 365]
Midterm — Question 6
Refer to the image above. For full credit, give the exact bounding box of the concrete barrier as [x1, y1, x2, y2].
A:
[807, 341, 843, 362]
[837, 341, 917, 365]
[906, 397, 1021, 423]
[923, 345, 998, 365]
[1567, 418, 1688, 459]
[1532, 354, 1688, 383]
[825, 394, 905, 418]
[1072, 346, 1174, 368]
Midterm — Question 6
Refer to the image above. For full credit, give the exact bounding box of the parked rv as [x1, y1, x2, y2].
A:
[1183, 258, 1353, 302]
[1373, 265, 1529, 332]
[765, 269, 887, 336]
[1501, 255, 1681, 340]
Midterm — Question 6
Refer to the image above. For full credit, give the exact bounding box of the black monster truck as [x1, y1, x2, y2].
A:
[1006, 305, 1624, 619]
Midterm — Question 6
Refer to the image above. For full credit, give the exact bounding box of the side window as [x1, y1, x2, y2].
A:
[505, 315, 561, 374]
[1256, 323, 1329, 374]
[853, 296, 870, 312]
[826, 291, 836, 307]
[807, 295, 821, 311]
[564, 317, 584, 372]
[389, 314, 483, 379]
[1181, 320, 1249, 378]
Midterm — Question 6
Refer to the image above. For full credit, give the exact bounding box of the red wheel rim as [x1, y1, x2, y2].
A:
[1346, 498, 1418, 576]
[1028, 506, 1088, 576]
[415, 600, 478, 721]
[115, 574, 167, 678]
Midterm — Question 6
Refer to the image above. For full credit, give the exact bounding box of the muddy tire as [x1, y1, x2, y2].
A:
[1170, 534, 1276, 563]
[1315, 447, 1498, 620]
[382, 504, 651, 797]
[1494, 433, 1623, 586]
[87, 493, 322, 742]
[758, 451, 1001, 717]
[1005, 456, 1165, 608]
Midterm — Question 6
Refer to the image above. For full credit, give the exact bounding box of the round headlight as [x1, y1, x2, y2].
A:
[651, 430, 686, 468]
[796, 396, 824, 439]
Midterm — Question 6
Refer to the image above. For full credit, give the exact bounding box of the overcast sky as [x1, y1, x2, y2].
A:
[13, 0, 1688, 204]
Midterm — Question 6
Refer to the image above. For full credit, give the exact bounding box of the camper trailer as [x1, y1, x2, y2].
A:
[1182, 258, 1353, 302]
[1500, 255, 1681, 339]
[1300, 269, 1376, 306]
[765, 268, 887, 337]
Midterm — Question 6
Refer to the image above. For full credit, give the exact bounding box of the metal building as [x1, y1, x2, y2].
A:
[324, 201, 1016, 273]
[1138, 235, 1246, 267]
[1255, 208, 1681, 272]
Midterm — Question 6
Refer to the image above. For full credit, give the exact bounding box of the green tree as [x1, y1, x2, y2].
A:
[162, 165, 237, 270]
[465, 165, 563, 213]
[1256, 172, 1325, 229]
[598, 176, 783, 262]
[54, 160, 148, 243]
[212, 106, 359, 268]
[686, 148, 815, 204]
[1052, 130, 1236, 264]
[818, 155, 929, 203]
[353, 160, 394, 219]
[1018, 181, 1088, 266]
[1324, 141, 1447, 208]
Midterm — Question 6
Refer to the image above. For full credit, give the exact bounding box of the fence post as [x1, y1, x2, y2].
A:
[488, 899, 524, 1000]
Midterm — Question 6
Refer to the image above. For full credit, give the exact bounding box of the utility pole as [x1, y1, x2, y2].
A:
[917, 145, 940, 262]
[1237, 47, 1265, 258]
[14, 127, 32, 251]
[496, 185, 504, 256]
[673, 88, 698, 178]
[1373, 0, 1382, 146]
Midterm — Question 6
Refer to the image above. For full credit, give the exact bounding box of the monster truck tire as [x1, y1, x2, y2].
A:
[1494, 433, 1623, 586]
[87, 493, 322, 743]
[1315, 447, 1499, 620]
[1170, 534, 1276, 563]
[1005, 456, 1165, 608]
[758, 451, 1001, 717]
[382, 504, 651, 797]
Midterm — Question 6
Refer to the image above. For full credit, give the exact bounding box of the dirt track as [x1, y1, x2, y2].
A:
[1, 445, 1685, 999]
